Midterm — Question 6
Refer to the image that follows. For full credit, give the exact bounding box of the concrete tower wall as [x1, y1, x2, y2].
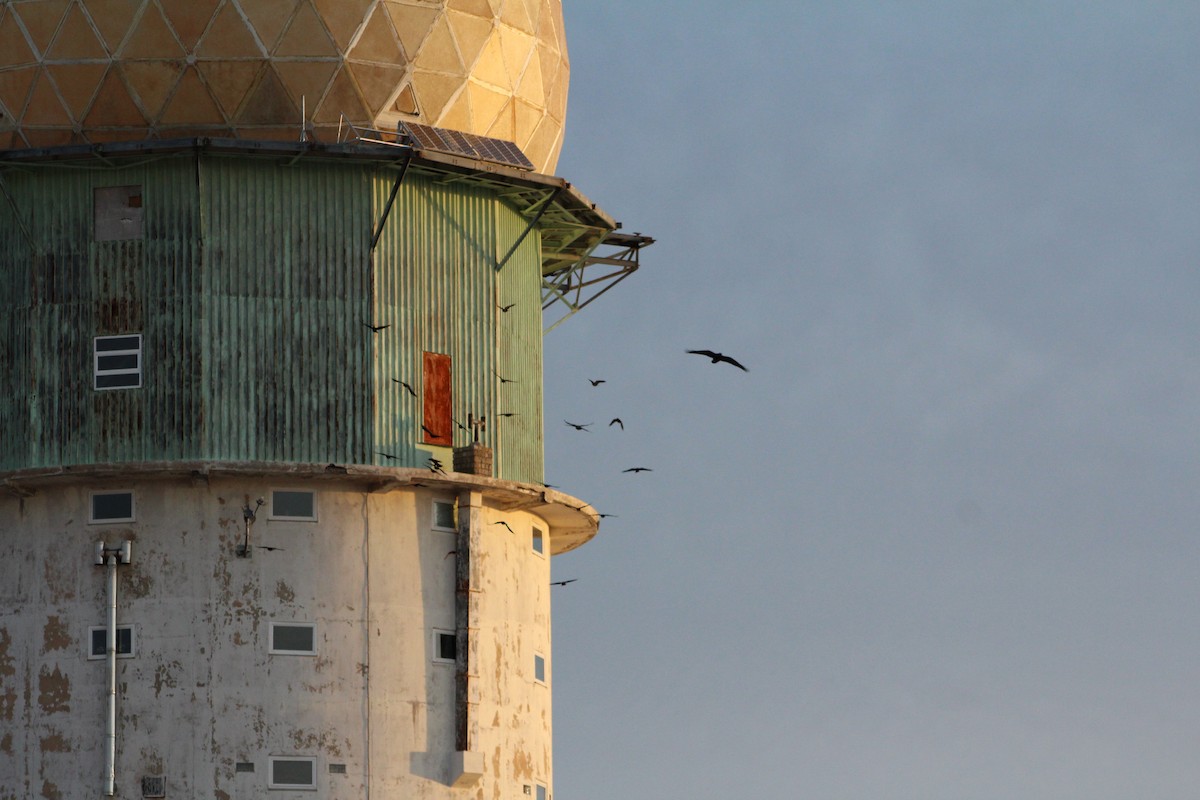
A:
[0, 471, 558, 798]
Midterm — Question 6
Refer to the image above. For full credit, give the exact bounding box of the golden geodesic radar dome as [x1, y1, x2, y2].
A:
[0, 0, 569, 172]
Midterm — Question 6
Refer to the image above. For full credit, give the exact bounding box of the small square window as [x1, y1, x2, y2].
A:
[433, 629, 456, 663]
[534, 653, 546, 683]
[94, 335, 142, 390]
[268, 756, 316, 790]
[269, 622, 316, 655]
[88, 625, 135, 659]
[432, 500, 456, 531]
[90, 491, 134, 523]
[532, 527, 544, 556]
[271, 490, 316, 521]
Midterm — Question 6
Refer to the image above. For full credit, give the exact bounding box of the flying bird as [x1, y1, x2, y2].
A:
[492, 520, 514, 533]
[376, 451, 400, 461]
[564, 420, 592, 431]
[598, 513, 618, 519]
[686, 349, 748, 371]
[609, 418, 624, 430]
[427, 458, 446, 475]
[452, 418, 470, 433]
[255, 544, 285, 552]
[498, 302, 516, 312]
[494, 370, 517, 384]
[421, 424, 443, 439]
[539, 482, 559, 489]
[392, 378, 417, 397]
[363, 322, 391, 333]
[550, 579, 578, 586]
[622, 467, 652, 473]
[444, 550, 457, 560]
[588, 379, 606, 386]
[497, 412, 519, 418]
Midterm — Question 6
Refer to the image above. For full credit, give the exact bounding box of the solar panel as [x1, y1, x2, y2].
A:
[398, 122, 535, 170]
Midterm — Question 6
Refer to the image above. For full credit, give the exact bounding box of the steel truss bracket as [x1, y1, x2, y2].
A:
[542, 232, 654, 334]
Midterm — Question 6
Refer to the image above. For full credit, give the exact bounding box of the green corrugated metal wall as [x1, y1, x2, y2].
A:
[0, 152, 547, 482]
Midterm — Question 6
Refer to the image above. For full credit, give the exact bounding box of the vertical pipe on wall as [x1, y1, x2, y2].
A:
[454, 491, 482, 752]
[104, 551, 118, 796]
[96, 540, 130, 797]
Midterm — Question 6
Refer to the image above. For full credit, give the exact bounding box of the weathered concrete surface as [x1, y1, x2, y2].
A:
[0, 468, 572, 798]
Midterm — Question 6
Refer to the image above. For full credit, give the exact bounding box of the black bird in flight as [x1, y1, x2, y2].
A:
[550, 579, 578, 586]
[686, 349, 748, 371]
[256, 544, 286, 552]
[492, 520, 514, 533]
[377, 451, 400, 461]
[564, 420, 592, 431]
[421, 424, 443, 439]
[598, 513, 618, 519]
[444, 550, 457, 560]
[589, 379, 606, 386]
[363, 322, 391, 333]
[392, 378, 417, 397]
[539, 481, 559, 489]
[497, 412, 519, 418]
[622, 467, 652, 473]
[427, 458, 446, 475]
[609, 418, 624, 430]
[498, 302, 516, 312]
[452, 418, 470, 433]
[494, 370, 517, 384]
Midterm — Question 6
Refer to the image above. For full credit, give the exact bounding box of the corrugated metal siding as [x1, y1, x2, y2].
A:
[494, 201, 545, 484]
[370, 170, 545, 482]
[198, 157, 371, 464]
[0, 154, 547, 480]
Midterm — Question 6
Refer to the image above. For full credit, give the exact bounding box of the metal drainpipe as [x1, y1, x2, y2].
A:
[95, 541, 131, 797]
[105, 551, 118, 796]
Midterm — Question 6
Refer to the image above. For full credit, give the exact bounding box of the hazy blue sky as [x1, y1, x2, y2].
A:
[542, 3, 1200, 799]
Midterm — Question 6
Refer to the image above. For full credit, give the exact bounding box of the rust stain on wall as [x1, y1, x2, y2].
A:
[41, 616, 72, 653]
[39, 780, 61, 800]
[0, 732, 11, 753]
[37, 666, 70, 713]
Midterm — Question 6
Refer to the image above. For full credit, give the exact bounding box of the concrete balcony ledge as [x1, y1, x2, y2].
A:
[0, 460, 601, 554]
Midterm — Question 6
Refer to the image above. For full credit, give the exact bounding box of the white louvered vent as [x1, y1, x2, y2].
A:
[142, 775, 166, 797]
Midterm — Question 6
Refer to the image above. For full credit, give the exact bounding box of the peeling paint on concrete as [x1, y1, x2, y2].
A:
[41, 617, 71, 653]
[38, 733, 70, 753]
[122, 569, 154, 598]
[0, 733, 11, 753]
[0, 628, 14, 676]
[275, 580, 295, 603]
[36, 667, 69, 714]
[39, 780, 61, 800]
[0, 687, 15, 721]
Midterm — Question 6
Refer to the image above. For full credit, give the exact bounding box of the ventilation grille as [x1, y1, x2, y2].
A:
[141, 775, 166, 797]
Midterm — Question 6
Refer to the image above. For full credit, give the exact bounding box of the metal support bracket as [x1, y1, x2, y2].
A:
[496, 186, 563, 271]
[370, 155, 413, 251]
